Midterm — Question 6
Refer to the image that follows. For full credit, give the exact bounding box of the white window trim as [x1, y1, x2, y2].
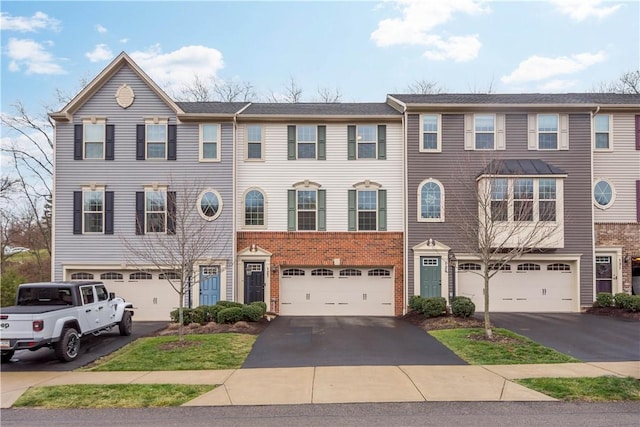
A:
[474, 114, 496, 150]
[200, 123, 221, 162]
[593, 178, 616, 210]
[485, 177, 561, 223]
[464, 114, 505, 150]
[352, 180, 382, 231]
[293, 180, 321, 231]
[143, 185, 168, 234]
[296, 124, 317, 160]
[420, 114, 442, 153]
[417, 178, 445, 223]
[245, 124, 264, 161]
[356, 124, 377, 159]
[145, 118, 168, 160]
[82, 118, 106, 160]
[242, 187, 268, 229]
[593, 114, 613, 152]
[196, 188, 223, 221]
[81, 185, 105, 234]
[537, 114, 559, 150]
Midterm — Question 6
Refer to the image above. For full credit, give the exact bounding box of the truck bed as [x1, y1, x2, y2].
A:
[0, 305, 73, 315]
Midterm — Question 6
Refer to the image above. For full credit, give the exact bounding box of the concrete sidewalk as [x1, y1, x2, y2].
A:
[1, 361, 638, 408]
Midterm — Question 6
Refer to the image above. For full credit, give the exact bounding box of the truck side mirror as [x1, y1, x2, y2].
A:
[109, 292, 115, 300]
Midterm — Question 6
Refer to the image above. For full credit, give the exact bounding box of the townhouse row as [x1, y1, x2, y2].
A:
[49, 53, 640, 320]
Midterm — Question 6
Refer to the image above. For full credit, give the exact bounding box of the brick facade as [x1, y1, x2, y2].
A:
[238, 232, 404, 315]
[595, 223, 640, 292]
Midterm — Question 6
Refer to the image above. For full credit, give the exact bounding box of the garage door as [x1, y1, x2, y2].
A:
[456, 261, 576, 312]
[279, 267, 394, 316]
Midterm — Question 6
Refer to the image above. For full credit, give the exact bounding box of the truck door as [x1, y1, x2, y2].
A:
[79, 285, 101, 332]
[94, 284, 115, 326]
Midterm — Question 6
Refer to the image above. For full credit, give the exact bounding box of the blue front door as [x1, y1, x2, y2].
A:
[199, 265, 220, 306]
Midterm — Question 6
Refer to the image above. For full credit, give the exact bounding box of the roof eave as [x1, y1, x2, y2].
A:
[236, 114, 402, 122]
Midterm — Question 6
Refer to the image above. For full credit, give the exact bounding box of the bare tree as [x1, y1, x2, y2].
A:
[315, 86, 342, 103]
[213, 80, 257, 102]
[176, 74, 213, 102]
[454, 156, 562, 338]
[268, 76, 304, 103]
[121, 177, 231, 341]
[406, 79, 445, 94]
[467, 76, 496, 94]
[592, 70, 640, 94]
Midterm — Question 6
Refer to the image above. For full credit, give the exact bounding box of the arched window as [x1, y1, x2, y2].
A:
[311, 269, 334, 277]
[418, 179, 444, 222]
[340, 269, 362, 277]
[368, 269, 391, 277]
[488, 263, 511, 271]
[159, 271, 181, 280]
[244, 189, 265, 226]
[282, 268, 305, 277]
[129, 272, 152, 280]
[197, 189, 223, 221]
[100, 272, 123, 280]
[71, 272, 94, 280]
[547, 263, 571, 272]
[517, 263, 541, 271]
[458, 263, 481, 271]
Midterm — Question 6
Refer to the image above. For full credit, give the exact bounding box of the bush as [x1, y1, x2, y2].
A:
[250, 301, 267, 315]
[170, 308, 197, 325]
[217, 307, 244, 324]
[613, 293, 632, 310]
[421, 297, 447, 318]
[627, 295, 640, 312]
[451, 297, 476, 318]
[194, 305, 215, 323]
[408, 295, 424, 312]
[242, 304, 264, 321]
[1, 269, 26, 307]
[216, 301, 244, 309]
[594, 292, 614, 308]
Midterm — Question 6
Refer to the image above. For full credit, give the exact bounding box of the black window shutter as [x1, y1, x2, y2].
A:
[136, 125, 145, 160]
[74, 125, 83, 160]
[317, 125, 326, 160]
[73, 191, 82, 234]
[135, 191, 145, 235]
[167, 191, 176, 234]
[104, 191, 114, 235]
[347, 125, 356, 160]
[287, 125, 296, 160]
[377, 125, 387, 160]
[168, 125, 177, 160]
[105, 125, 115, 160]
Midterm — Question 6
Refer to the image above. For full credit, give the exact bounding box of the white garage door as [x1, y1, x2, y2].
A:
[457, 261, 576, 312]
[280, 267, 394, 316]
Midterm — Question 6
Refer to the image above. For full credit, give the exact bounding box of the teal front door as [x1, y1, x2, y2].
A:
[420, 257, 441, 297]
[199, 265, 220, 306]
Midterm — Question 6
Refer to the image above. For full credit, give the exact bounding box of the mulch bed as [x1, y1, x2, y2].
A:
[402, 310, 486, 331]
[584, 306, 640, 320]
[156, 317, 272, 336]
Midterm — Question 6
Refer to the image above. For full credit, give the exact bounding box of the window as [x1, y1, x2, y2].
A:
[547, 263, 571, 271]
[421, 114, 440, 151]
[538, 115, 558, 149]
[357, 125, 376, 158]
[297, 125, 317, 159]
[489, 263, 511, 271]
[348, 183, 386, 231]
[517, 263, 541, 271]
[100, 272, 123, 280]
[288, 183, 325, 231]
[246, 125, 263, 160]
[458, 263, 481, 271]
[80, 286, 95, 304]
[297, 190, 317, 230]
[146, 123, 167, 159]
[197, 189, 222, 221]
[84, 121, 105, 159]
[594, 115, 611, 149]
[475, 115, 495, 149]
[71, 272, 94, 280]
[594, 179, 615, 209]
[357, 190, 377, 230]
[418, 179, 444, 222]
[159, 271, 181, 280]
[312, 269, 334, 277]
[368, 269, 391, 277]
[538, 179, 556, 221]
[95, 285, 109, 301]
[145, 189, 166, 233]
[514, 178, 534, 222]
[129, 272, 152, 280]
[244, 189, 265, 226]
[282, 268, 305, 277]
[83, 189, 104, 233]
[489, 178, 558, 222]
[490, 178, 508, 221]
[200, 124, 220, 161]
[339, 269, 362, 277]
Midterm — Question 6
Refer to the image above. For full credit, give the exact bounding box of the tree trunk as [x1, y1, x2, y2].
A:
[178, 290, 184, 342]
[484, 272, 492, 339]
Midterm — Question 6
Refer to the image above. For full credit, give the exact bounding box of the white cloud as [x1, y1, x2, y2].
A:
[130, 45, 224, 94]
[86, 44, 114, 62]
[501, 51, 607, 84]
[549, 0, 622, 21]
[6, 38, 65, 75]
[95, 24, 107, 33]
[371, 0, 489, 62]
[120, 38, 129, 44]
[0, 11, 61, 32]
[538, 79, 579, 92]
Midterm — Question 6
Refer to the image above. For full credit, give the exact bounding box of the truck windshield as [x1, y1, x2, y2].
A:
[17, 287, 74, 306]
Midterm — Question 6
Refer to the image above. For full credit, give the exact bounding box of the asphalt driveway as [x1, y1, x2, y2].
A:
[487, 313, 640, 362]
[243, 316, 466, 368]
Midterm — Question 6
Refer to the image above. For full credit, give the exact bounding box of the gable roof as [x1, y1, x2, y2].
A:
[50, 52, 184, 122]
[478, 159, 568, 177]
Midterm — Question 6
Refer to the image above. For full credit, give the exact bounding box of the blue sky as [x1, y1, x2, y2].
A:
[1, 0, 639, 115]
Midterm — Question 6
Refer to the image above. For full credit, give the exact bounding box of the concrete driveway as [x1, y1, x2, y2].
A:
[243, 316, 466, 368]
[487, 313, 640, 362]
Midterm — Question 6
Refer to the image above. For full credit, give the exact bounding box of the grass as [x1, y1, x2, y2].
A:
[517, 377, 640, 401]
[429, 328, 579, 365]
[13, 384, 215, 408]
[83, 333, 256, 371]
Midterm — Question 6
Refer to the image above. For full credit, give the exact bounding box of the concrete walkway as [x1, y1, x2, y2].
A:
[2, 361, 638, 408]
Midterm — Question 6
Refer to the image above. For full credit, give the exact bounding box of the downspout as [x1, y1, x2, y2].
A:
[402, 108, 408, 315]
[590, 105, 599, 307]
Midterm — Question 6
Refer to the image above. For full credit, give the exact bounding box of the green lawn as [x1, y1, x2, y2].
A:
[429, 328, 579, 365]
[13, 384, 215, 408]
[83, 333, 256, 371]
[517, 377, 640, 401]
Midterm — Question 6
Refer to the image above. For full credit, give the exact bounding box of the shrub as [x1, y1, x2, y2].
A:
[217, 307, 244, 324]
[210, 301, 244, 321]
[216, 301, 244, 309]
[421, 297, 447, 318]
[170, 308, 197, 325]
[613, 293, 632, 310]
[250, 301, 267, 315]
[627, 295, 640, 312]
[451, 298, 476, 318]
[1, 269, 26, 307]
[594, 292, 614, 308]
[193, 305, 215, 323]
[242, 304, 264, 322]
[408, 295, 424, 312]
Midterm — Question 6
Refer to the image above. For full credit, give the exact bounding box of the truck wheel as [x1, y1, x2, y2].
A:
[1, 350, 15, 363]
[119, 311, 132, 336]
[55, 327, 80, 362]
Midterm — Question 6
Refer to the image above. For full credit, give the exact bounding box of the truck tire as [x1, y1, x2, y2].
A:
[55, 327, 80, 362]
[119, 311, 133, 336]
[1, 350, 15, 363]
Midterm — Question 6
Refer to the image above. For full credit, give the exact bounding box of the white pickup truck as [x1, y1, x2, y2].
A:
[0, 281, 134, 363]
